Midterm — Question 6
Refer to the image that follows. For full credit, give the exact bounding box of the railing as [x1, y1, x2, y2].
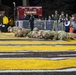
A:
[15, 20, 54, 30]
[15, 20, 76, 31]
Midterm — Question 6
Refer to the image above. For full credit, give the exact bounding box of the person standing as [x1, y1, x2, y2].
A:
[51, 14, 54, 20]
[9, 18, 14, 27]
[53, 10, 59, 31]
[2, 15, 9, 32]
[58, 12, 65, 31]
[29, 14, 34, 31]
[23, 14, 29, 20]
[23, 14, 29, 28]
[64, 18, 70, 32]
[48, 15, 51, 22]
[60, 12, 65, 31]
[47, 15, 52, 30]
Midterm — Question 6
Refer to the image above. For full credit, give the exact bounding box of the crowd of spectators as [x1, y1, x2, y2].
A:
[17, 11, 76, 33]
[0, 10, 76, 33]
[46, 11, 76, 33]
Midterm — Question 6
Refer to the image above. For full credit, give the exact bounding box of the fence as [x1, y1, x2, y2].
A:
[15, 20, 76, 31]
[15, 20, 54, 30]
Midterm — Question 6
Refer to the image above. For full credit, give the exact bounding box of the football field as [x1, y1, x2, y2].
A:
[0, 33, 76, 75]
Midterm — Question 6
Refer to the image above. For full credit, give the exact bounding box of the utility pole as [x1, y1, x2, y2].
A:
[13, 2, 16, 24]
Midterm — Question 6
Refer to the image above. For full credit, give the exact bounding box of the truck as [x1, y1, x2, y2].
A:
[17, 6, 42, 20]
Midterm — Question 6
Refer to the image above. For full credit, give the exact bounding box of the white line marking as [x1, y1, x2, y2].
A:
[0, 57, 75, 60]
[0, 68, 76, 73]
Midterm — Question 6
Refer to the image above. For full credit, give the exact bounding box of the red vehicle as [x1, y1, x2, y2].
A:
[17, 6, 42, 20]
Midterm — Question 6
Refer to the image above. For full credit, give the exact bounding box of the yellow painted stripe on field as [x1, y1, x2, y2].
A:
[0, 46, 76, 52]
[0, 58, 76, 70]
[0, 33, 15, 38]
[0, 41, 76, 44]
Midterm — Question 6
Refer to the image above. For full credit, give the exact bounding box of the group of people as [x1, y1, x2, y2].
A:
[23, 14, 34, 31]
[47, 11, 76, 33]
[23, 11, 76, 33]
[0, 11, 76, 33]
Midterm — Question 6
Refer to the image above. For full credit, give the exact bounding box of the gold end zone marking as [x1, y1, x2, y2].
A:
[0, 41, 76, 44]
[0, 46, 76, 52]
[0, 58, 76, 70]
